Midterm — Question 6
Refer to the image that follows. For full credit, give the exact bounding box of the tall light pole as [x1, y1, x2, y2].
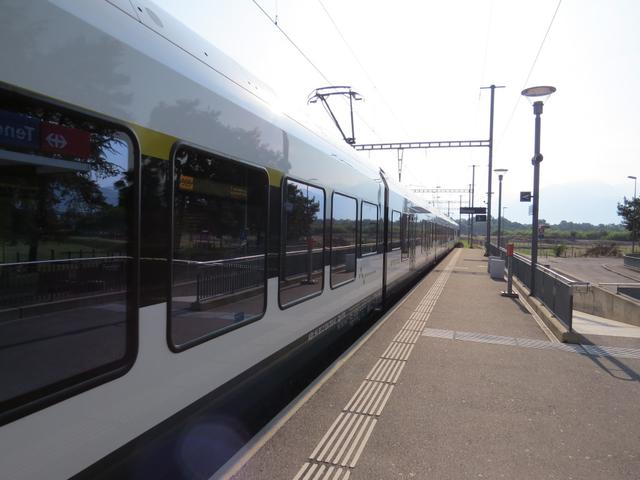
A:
[494, 168, 508, 248]
[481, 84, 505, 257]
[629, 175, 637, 253]
[470, 164, 479, 248]
[522, 86, 556, 297]
[468, 183, 472, 245]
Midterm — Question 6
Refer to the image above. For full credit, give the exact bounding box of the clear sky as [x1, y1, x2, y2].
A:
[153, 0, 640, 225]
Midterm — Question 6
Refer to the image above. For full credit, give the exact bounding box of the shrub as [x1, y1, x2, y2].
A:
[583, 243, 620, 257]
[553, 244, 567, 257]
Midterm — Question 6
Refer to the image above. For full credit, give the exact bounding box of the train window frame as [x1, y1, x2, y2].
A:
[330, 191, 358, 290]
[359, 200, 378, 258]
[0, 86, 140, 426]
[278, 176, 326, 310]
[400, 212, 410, 260]
[167, 142, 269, 353]
[391, 209, 401, 251]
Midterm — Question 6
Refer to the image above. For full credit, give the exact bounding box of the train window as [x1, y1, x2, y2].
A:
[360, 201, 378, 257]
[0, 90, 137, 421]
[331, 193, 357, 288]
[391, 210, 401, 250]
[170, 146, 268, 350]
[280, 179, 325, 307]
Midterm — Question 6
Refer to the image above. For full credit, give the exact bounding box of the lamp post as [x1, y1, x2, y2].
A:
[470, 165, 479, 248]
[502, 206, 508, 248]
[522, 85, 556, 297]
[629, 175, 637, 253]
[494, 168, 508, 249]
[629, 175, 638, 198]
[468, 183, 472, 245]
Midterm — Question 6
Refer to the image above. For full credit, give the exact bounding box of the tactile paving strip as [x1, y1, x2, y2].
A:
[291, 249, 462, 479]
[422, 328, 640, 360]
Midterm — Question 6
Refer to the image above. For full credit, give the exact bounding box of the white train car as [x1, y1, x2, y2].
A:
[0, 1, 458, 478]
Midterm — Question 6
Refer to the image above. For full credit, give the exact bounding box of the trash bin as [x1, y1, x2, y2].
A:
[489, 256, 505, 280]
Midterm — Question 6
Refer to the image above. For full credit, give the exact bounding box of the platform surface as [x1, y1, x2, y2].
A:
[226, 248, 640, 480]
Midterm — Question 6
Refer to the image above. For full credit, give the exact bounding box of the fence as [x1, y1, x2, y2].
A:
[490, 244, 587, 330]
[624, 253, 640, 271]
[193, 256, 265, 303]
[0, 256, 129, 309]
[618, 286, 640, 301]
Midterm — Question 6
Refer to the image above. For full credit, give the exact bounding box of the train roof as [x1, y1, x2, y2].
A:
[108, 1, 458, 229]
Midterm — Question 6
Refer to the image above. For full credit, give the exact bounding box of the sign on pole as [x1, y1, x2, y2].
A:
[520, 191, 532, 202]
[460, 207, 486, 214]
[475, 214, 487, 222]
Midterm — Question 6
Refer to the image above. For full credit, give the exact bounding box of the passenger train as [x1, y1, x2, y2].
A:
[0, 1, 458, 478]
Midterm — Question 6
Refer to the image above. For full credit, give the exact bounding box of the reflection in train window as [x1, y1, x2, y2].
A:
[280, 179, 325, 307]
[360, 201, 378, 257]
[400, 213, 410, 260]
[170, 146, 268, 350]
[331, 193, 357, 288]
[0, 90, 136, 418]
[391, 210, 401, 250]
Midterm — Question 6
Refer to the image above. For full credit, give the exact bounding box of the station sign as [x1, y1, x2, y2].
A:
[0, 109, 92, 159]
[460, 207, 486, 214]
[0, 110, 40, 149]
[40, 123, 91, 158]
[520, 191, 532, 202]
[475, 214, 487, 222]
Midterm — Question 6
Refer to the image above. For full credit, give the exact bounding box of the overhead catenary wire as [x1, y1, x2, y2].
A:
[498, 0, 562, 145]
[316, 0, 409, 138]
[251, 0, 331, 84]
[251, 0, 382, 142]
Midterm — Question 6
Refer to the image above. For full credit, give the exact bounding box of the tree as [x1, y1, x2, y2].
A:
[617, 197, 640, 251]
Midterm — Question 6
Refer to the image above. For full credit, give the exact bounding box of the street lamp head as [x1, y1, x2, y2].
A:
[521, 85, 556, 101]
[629, 175, 637, 180]
[522, 86, 556, 113]
[494, 168, 507, 181]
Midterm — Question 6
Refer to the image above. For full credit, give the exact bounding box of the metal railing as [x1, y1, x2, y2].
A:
[488, 243, 502, 258]
[624, 253, 640, 271]
[173, 255, 265, 304]
[598, 282, 640, 301]
[0, 256, 129, 309]
[489, 244, 588, 330]
[618, 286, 640, 301]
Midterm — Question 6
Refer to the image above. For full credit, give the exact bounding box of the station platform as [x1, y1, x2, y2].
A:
[221, 248, 640, 480]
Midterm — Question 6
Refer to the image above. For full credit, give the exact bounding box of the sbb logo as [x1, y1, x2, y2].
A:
[45, 132, 68, 150]
[41, 123, 91, 158]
